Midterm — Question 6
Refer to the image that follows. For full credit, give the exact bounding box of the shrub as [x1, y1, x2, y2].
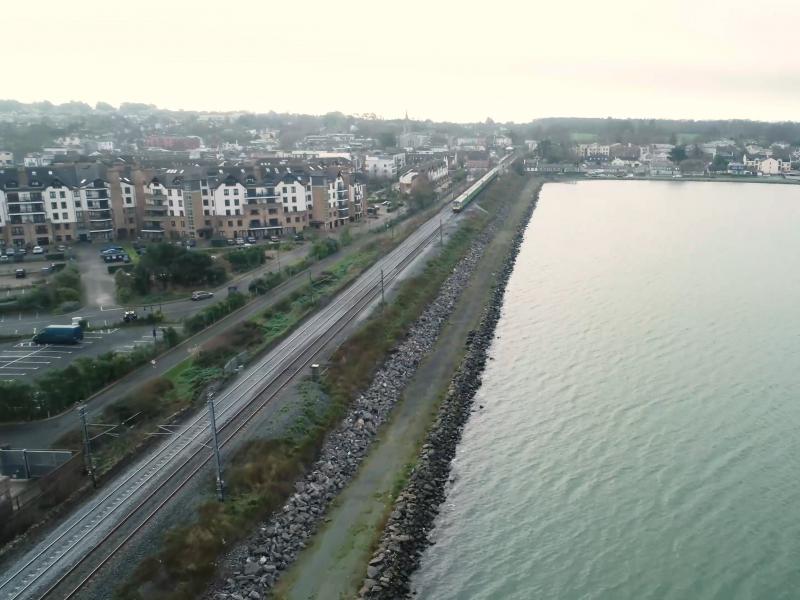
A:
[103, 378, 175, 423]
[311, 237, 339, 260]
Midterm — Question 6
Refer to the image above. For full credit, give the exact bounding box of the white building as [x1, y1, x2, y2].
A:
[757, 157, 791, 175]
[0, 151, 13, 166]
[364, 153, 406, 179]
[577, 143, 611, 159]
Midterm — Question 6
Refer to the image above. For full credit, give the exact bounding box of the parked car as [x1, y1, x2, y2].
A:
[246, 236, 256, 244]
[191, 290, 214, 301]
[16, 248, 26, 256]
[235, 237, 245, 246]
[226, 239, 236, 246]
[123, 310, 138, 322]
[0, 254, 8, 263]
[100, 246, 124, 256]
[32, 245, 44, 255]
[269, 236, 280, 243]
[15, 268, 26, 278]
[293, 233, 304, 242]
[56, 244, 66, 252]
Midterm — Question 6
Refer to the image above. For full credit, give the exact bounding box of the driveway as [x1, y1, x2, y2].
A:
[72, 244, 118, 309]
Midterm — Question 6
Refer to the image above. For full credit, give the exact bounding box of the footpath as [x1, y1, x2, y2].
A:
[272, 177, 543, 600]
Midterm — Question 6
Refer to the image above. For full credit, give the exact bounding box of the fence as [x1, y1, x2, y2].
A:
[0, 448, 73, 479]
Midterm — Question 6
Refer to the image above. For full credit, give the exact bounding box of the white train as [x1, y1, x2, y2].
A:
[452, 154, 514, 212]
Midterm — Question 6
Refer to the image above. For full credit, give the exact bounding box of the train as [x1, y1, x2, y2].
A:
[451, 154, 514, 212]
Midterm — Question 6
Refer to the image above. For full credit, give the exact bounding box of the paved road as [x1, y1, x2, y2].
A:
[0, 167, 483, 599]
[0, 209, 417, 449]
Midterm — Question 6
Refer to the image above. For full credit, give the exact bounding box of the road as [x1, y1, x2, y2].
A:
[0, 203, 430, 448]
[0, 175, 480, 600]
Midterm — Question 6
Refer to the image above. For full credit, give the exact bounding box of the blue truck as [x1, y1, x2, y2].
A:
[32, 324, 84, 345]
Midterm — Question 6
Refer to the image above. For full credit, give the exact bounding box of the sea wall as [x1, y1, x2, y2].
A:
[358, 190, 540, 599]
[210, 198, 513, 600]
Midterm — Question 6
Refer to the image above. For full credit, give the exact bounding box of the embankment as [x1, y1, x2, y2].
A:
[358, 182, 541, 599]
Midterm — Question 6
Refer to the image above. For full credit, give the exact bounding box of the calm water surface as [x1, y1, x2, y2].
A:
[413, 181, 800, 600]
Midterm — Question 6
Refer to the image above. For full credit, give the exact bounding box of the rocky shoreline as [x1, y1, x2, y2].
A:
[358, 190, 539, 599]
[209, 200, 512, 600]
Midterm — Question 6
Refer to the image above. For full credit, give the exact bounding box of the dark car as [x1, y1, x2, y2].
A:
[123, 310, 138, 322]
[246, 236, 256, 244]
[15, 268, 26, 278]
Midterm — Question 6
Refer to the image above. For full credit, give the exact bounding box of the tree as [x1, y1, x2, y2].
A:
[377, 131, 397, 148]
[669, 145, 688, 163]
[710, 154, 729, 172]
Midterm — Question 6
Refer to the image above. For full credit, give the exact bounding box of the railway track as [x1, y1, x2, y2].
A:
[0, 201, 459, 600]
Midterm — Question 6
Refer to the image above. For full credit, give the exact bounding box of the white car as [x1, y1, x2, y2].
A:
[0, 254, 8, 262]
[32, 246, 44, 254]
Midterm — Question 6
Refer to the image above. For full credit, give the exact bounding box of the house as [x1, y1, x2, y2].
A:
[0, 151, 13, 166]
[758, 157, 791, 175]
[463, 151, 490, 171]
[727, 162, 746, 175]
[524, 160, 579, 174]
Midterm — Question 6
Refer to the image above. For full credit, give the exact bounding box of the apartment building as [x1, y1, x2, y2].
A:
[0, 159, 366, 247]
[364, 153, 406, 178]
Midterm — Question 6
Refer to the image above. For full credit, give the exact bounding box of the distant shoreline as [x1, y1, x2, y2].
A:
[549, 174, 800, 185]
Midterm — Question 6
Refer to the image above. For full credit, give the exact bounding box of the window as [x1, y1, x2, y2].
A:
[282, 186, 287, 193]
[283, 197, 288, 203]
[66, 234, 72, 240]
[171, 221, 176, 227]
[54, 223, 61, 230]
[204, 209, 210, 216]
[49, 191, 56, 199]
[59, 191, 66, 198]
[292, 206, 297, 212]
[292, 196, 296, 202]
[224, 189, 230, 196]
[237, 220, 242, 226]
[295, 216, 301, 223]
[75, 201, 81, 208]
[203, 199, 209, 206]
[205, 220, 211, 226]
[233, 188, 239, 195]
[226, 210, 231, 216]
[62, 212, 68, 220]
[64, 223, 71, 230]
[61, 201, 67, 209]
[125, 186, 131, 193]
[225, 199, 230, 207]
[227, 220, 233, 227]
[202, 189, 208, 195]
[128, 218, 134, 224]
[51, 202, 57, 210]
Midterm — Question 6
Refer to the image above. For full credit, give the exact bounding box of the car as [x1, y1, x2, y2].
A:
[32, 245, 44, 255]
[123, 310, 138, 322]
[100, 246, 124, 256]
[56, 244, 66, 252]
[246, 236, 256, 244]
[186, 239, 197, 247]
[269, 236, 280, 243]
[0, 255, 8, 263]
[15, 268, 26, 279]
[226, 239, 236, 246]
[293, 233, 304, 242]
[16, 248, 26, 255]
[191, 290, 214, 301]
[235, 237, 245, 246]
[243, 242, 252, 247]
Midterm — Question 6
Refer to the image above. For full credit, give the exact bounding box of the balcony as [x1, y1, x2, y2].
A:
[89, 210, 112, 221]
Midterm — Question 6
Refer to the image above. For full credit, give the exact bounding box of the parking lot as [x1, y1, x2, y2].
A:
[0, 325, 166, 381]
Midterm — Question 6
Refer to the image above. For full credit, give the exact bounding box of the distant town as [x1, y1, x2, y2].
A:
[1, 99, 799, 250]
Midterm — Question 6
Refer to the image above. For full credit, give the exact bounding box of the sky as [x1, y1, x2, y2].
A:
[5, 0, 798, 123]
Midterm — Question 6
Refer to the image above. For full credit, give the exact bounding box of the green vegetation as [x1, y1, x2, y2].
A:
[311, 237, 340, 260]
[183, 292, 248, 335]
[116, 243, 226, 303]
[0, 345, 158, 422]
[116, 172, 528, 600]
[0, 264, 81, 313]
[225, 246, 266, 272]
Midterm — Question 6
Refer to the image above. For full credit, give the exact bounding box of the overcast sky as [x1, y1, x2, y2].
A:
[6, 0, 797, 123]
